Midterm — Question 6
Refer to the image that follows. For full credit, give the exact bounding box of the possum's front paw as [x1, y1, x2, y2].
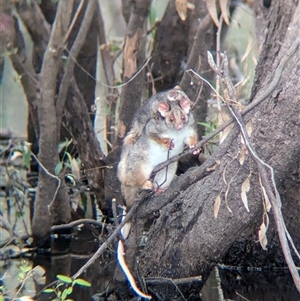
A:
[142, 180, 153, 190]
[163, 138, 174, 150]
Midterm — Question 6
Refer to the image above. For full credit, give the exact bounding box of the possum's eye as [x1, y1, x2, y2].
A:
[169, 115, 175, 122]
[181, 115, 186, 121]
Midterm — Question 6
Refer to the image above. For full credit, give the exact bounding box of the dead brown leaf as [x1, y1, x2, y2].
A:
[204, 0, 219, 27]
[220, 0, 230, 25]
[238, 144, 248, 165]
[241, 37, 254, 63]
[258, 220, 268, 250]
[214, 195, 222, 218]
[246, 119, 253, 137]
[241, 176, 250, 212]
[71, 158, 81, 180]
[117, 120, 126, 138]
[259, 175, 272, 212]
[175, 0, 188, 21]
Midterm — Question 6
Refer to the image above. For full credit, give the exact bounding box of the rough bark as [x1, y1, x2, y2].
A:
[117, 0, 152, 140]
[222, 0, 300, 268]
[64, 83, 107, 213]
[121, 0, 300, 296]
[180, 1, 214, 141]
[250, 0, 296, 99]
[150, 0, 189, 92]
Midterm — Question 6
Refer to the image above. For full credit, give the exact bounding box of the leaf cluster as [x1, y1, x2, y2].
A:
[43, 275, 91, 301]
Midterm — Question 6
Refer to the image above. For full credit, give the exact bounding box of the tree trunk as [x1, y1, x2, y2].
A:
[31, 1, 74, 246]
[5, 0, 107, 245]
[122, 0, 300, 296]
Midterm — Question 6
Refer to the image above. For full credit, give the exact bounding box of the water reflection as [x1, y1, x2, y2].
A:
[201, 266, 299, 301]
[2, 254, 299, 301]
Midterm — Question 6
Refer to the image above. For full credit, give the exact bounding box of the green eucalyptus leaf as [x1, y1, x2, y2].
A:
[73, 278, 91, 287]
[62, 289, 68, 300]
[23, 148, 31, 169]
[65, 152, 73, 166]
[57, 274, 73, 283]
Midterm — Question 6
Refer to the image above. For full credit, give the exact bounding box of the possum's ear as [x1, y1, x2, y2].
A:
[167, 90, 179, 101]
[157, 101, 171, 117]
[179, 97, 192, 114]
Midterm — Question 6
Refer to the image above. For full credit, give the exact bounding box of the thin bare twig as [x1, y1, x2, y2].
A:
[51, 218, 104, 231]
[111, 198, 119, 228]
[62, 0, 86, 45]
[65, 49, 152, 89]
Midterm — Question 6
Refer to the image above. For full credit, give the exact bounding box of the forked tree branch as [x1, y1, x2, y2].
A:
[56, 0, 97, 129]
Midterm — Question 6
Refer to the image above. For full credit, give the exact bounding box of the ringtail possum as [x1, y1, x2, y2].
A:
[116, 89, 197, 298]
[117, 91, 198, 210]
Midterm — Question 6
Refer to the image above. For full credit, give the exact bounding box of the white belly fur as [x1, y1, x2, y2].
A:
[147, 126, 193, 189]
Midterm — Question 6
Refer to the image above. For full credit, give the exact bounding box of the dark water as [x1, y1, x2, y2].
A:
[2, 247, 299, 301]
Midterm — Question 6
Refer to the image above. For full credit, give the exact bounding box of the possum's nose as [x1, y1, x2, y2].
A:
[175, 123, 183, 130]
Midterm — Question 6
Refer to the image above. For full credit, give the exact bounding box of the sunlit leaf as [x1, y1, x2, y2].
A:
[73, 278, 91, 287]
[66, 287, 73, 294]
[57, 274, 72, 283]
[149, 5, 157, 26]
[204, 0, 219, 27]
[241, 177, 250, 212]
[241, 37, 254, 63]
[58, 138, 72, 153]
[23, 265, 32, 273]
[214, 195, 221, 218]
[71, 158, 81, 180]
[110, 43, 120, 52]
[62, 289, 68, 300]
[54, 161, 63, 175]
[16, 211, 24, 218]
[23, 148, 31, 169]
[198, 122, 212, 129]
[220, 0, 230, 25]
[43, 288, 55, 293]
[65, 152, 73, 167]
